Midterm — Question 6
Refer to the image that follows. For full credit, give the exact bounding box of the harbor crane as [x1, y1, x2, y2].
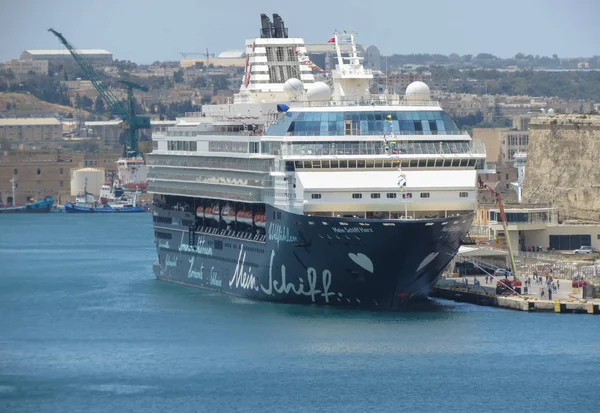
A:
[180, 48, 215, 65]
[48, 28, 151, 158]
[478, 179, 518, 278]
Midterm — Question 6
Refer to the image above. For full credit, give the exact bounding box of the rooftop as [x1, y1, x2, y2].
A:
[530, 114, 600, 126]
[23, 49, 112, 56]
[217, 49, 245, 59]
[0, 118, 61, 126]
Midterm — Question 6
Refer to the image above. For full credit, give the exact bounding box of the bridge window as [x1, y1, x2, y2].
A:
[402, 193, 412, 199]
[311, 193, 322, 199]
[370, 193, 380, 199]
[459, 192, 469, 198]
[420, 193, 430, 198]
[386, 193, 397, 199]
[352, 193, 362, 199]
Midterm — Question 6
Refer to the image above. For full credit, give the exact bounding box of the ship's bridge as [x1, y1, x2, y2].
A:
[266, 107, 463, 137]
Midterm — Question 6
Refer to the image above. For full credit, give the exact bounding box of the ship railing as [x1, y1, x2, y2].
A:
[297, 98, 441, 108]
[147, 155, 274, 173]
[165, 129, 265, 137]
[282, 140, 486, 157]
[284, 130, 468, 137]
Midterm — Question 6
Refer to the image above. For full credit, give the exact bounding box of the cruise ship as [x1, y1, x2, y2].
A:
[147, 14, 486, 309]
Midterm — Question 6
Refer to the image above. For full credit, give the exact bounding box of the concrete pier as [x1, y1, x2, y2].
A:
[433, 276, 600, 314]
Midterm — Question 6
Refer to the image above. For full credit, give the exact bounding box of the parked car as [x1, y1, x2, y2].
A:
[573, 246, 599, 254]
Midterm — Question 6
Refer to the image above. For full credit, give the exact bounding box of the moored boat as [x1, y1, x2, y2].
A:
[147, 14, 485, 309]
[0, 178, 54, 214]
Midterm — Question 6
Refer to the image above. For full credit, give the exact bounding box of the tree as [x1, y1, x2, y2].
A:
[194, 61, 205, 69]
[173, 69, 184, 83]
[94, 96, 105, 114]
[5, 103, 11, 111]
[81, 95, 94, 111]
[75, 92, 82, 109]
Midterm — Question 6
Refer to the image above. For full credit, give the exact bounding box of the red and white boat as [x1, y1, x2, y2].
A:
[116, 157, 148, 192]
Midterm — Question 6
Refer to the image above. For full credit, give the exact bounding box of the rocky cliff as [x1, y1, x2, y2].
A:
[523, 114, 600, 222]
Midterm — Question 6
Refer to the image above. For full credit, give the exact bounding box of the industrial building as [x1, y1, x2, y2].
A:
[0, 118, 62, 142]
[20, 49, 113, 63]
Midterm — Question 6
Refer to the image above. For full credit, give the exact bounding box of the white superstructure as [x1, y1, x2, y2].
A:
[148, 17, 486, 221]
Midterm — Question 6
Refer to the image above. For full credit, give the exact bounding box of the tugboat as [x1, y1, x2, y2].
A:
[65, 181, 144, 213]
[0, 178, 54, 214]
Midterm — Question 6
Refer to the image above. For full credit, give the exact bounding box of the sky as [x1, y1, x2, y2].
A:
[1, 0, 598, 63]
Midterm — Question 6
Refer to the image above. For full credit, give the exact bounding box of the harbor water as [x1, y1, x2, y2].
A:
[1, 214, 599, 412]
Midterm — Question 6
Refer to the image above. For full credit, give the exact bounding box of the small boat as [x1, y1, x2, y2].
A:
[64, 202, 145, 213]
[0, 197, 55, 214]
[65, 182, 145, 213]
[0, 178, 54, 214]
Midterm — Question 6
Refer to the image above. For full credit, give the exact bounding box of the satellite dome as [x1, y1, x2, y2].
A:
[405, 81, 430, 101]
[540, 108, 546, 113]
[283, 78, 304, 98]
[547, 108, 555, 115]
[306, 82, 331, 101]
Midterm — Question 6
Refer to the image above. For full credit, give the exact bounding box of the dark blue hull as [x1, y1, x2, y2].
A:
[65, 202, 145, 213]
[0, 197, 55, 213]
[152, 204, 474, 310]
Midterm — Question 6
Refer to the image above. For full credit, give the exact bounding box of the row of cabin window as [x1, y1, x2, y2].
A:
[167, 140, 198, 151]
[311, 192, 469, 200]
[294, 158, 481, 169]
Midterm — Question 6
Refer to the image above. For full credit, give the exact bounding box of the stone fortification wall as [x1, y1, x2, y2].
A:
[523, 114, 600, 222]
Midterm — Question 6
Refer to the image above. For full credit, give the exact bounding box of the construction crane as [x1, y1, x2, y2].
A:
[478, 179, 518, 278]
[181, 48, 215, 65]
[48, 28, 151, 158]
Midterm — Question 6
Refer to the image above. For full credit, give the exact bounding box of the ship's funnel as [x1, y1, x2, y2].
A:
[260, 14, 272, 38]
[272, 14, 288, 38]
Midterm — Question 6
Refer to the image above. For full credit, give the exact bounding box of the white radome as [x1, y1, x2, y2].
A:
[547, 108, 555, 115]
[405, 81, 431, 101]
[306, 81, 331, 101]
[283, 78, 304, 98]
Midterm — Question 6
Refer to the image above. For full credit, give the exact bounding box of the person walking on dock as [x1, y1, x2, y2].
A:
[540, 287, 545, 299]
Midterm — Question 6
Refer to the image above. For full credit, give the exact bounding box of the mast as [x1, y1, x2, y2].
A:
[10, 177, 16, 206]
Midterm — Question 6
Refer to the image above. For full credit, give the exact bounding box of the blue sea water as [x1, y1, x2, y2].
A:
[1, 214, 599, 413]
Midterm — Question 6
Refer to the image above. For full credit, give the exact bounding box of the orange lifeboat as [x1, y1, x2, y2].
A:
[236, 209, 253, 225]
[253, 212, 266, 228]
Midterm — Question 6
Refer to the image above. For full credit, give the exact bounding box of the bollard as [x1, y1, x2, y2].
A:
[553, 300, 565, 313]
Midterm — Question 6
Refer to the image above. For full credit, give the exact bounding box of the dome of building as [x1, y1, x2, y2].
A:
[306, 82, 331, 101]
[283, 78, 304, 98]
[405, 81, 430, 101]
[547, 108, 555, 115]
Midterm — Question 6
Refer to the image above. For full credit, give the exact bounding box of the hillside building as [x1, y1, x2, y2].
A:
[3, 59, 48, 77]
[0, 118, 62, 142]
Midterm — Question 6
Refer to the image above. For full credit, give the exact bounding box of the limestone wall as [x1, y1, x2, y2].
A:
[523, 115, 600, 222]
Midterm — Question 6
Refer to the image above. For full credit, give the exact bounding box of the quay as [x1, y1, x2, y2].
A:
[433, 275, 600, 314]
